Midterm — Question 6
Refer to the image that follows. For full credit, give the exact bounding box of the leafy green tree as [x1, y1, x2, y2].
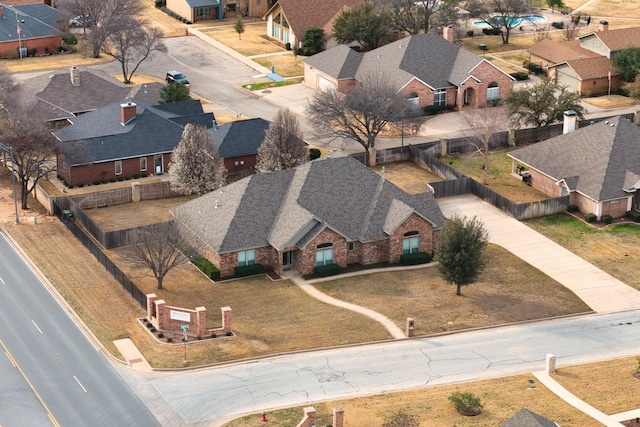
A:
[234, 16, 245, 39]
[303, 27, 324, 55]
[628, 77, 640, 103]
[612, 47, 640, 82]
[436, 215, 488, 296]
[169, 124, 227, 195]
[382, 409, 419, 427]
[505, 78, 585, 128]
[546, 0, 565, 11]
[257, 108, 307, 172]
[333, 1, 393, 51]
[159, 82, 192, 104]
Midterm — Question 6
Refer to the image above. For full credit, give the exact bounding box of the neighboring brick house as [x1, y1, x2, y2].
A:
[508, 115, 640, 219]
[263, 0, 362, 49]
[166, 0, 266, 22]
[0, 2, 66, 58]
[170, 154, 446, 278]
[212, 117, 271, 176]
[53, 99, 215, 186]
[304, 31, 515, 110]
[528, 24, 640, 96]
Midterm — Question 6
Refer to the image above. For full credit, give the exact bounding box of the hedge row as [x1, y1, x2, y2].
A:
[400, 252, 433, 265]
[192, 256, 221, 280]
[235, 263, 265, 277]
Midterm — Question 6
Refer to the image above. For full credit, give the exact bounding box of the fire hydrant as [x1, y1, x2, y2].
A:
[261, 411, 268, 422]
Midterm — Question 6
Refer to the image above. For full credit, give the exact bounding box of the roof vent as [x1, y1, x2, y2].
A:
[214, 200, 220, 209]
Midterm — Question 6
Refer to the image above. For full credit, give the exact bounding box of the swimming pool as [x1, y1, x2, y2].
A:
[473, 15, 547, 27]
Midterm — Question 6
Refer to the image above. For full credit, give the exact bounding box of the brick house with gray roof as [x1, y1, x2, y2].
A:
[53, 99, 215, 186]
[304, 32, 515, 110]
[170, 153, 446, 278]
[529, 24, 640, 96]
[0, 2, 66, 58]
[212, 118, 271, 175]
[508, 116, 640, 219]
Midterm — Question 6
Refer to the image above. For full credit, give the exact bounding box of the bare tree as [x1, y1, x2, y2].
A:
[561, 19, 580, 41]
[0, 80, 58, 210]
[306, 72, 411, 166]
[461, 109, 510, 185]
[101, 17, 167, 84]
[379, 0, 423, 34]
[169, 124, 227, 195]
[123, 222, 187, 290]
[257, 108, 307, 172]
[62, 0, 144, 58]
[477, 0, 531, 44]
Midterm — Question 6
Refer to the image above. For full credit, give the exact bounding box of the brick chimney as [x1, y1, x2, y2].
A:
[443, 25, 455, 43]
[599, 20, 609, 31]
[563, 110, 577, 134]
[0, 5, 4, 19]
[70, 66, 80, 86]
[120, 102, 137, 125]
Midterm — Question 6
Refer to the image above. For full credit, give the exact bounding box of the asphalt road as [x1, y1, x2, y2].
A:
[148, 310, 640, 425]
[0, 232, 161, 427]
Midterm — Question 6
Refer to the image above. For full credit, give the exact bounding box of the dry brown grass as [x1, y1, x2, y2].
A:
[552, 356, 640, 415]
[224, 374, 596, 427]
[575, 0, 640, 19]
[138, 1, 187, 37]
[254, 54, 305, 78]
[372, 161, 444, 194]
[1, 52, 110, 74]
[201, 23, 284, 56]
[315, 245, 591, 336]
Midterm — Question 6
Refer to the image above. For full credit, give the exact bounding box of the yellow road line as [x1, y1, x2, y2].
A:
[0, 339, 61, 427]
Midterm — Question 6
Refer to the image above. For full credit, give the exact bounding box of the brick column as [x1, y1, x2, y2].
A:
[155, 299, 166, 330]
[301, 407, 315, 427]
[546, 353, 556, 373]
[146, 293, 157, 320]
[333, 407, 344, 427]
[221, 306, 232, 333]
[195, 306, 207, 337]
[406, 318, 415, 337]
[131, 181, 141, 202]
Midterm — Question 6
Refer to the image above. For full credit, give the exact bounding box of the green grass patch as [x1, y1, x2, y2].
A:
[242, 78, 304, 91]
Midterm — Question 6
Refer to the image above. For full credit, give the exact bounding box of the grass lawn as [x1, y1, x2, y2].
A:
[441, 149, 551, 203]
[254, 54, 305, 78]
[525, 214, 640, 291]
[224, 374, 596, 427]
[315, 244, 590, 336]
[372, 161, 444, 194]
[201, 23, 283, 56]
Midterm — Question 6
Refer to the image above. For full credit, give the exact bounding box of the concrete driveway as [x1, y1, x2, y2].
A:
[437, 195, 640, 313]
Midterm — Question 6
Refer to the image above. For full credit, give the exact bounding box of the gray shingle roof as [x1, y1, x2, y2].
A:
[500, 408, 557, 427]
[305, 33, 501, 91]
[0, 3, 64, 42]
[171, 155, 446, 254]
[211, 118, 270, 158]
[54, 99, 213, 165]
[184, 0, 220, 7]
[509, 116, 640, 201]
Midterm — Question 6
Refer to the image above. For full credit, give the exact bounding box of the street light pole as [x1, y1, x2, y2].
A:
[0, 143, 20, 224]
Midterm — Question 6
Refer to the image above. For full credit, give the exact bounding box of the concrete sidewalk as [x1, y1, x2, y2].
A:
[438, 195, 640, 313]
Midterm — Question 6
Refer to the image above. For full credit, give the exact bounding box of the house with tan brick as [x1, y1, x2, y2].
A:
[303, 31, 515, 110]
[170, 154, 446, 278]
[263, 0, 362, 49]
[528, 24, 640, 96]
[508, 115, 640, 219]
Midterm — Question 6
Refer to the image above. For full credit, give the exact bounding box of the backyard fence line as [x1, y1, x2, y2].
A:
[52, 200, 146, 308]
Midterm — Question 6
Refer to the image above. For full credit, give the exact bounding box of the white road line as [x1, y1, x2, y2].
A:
[31, 320, 43, 334]
[74, 376, 87, 393]
[0, 276, 5, 284]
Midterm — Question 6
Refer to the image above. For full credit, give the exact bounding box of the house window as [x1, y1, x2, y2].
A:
[140, 157, 147, 171]
[226, 4, 237, 12]
[402, 231, 419, 255]
[487, 82, 499, 101]
[235, 161, 239, 166]
[240, 160, 244, 165]
[115, 160, 122, 176]
[407, 92, 419, 108]
[347, 242, 355, 251]
[434, 89, 446, 106]
[238, 249, 256, 266]
[316, 243, 333, 266]
[196, 7, 210, 16]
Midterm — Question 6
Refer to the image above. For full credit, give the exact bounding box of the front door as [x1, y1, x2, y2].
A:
[154, 154, 163, 174]
[282, 251, 293, 269]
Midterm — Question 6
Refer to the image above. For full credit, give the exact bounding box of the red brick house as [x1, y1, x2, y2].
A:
[0, 2, 66, 58]
[170, 154, 446, 278]
[303, 31, 515, 111]
[53, 99, 215, 186]
[508, 115, 640, 219]
[213, 118, 271, 176]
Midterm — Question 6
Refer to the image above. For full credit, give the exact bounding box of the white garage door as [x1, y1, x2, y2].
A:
[317, 75, 336, 92]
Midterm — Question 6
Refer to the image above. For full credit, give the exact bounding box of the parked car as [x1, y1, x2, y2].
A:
[166, 71, 189, 85]
[69, 15, 92, 27]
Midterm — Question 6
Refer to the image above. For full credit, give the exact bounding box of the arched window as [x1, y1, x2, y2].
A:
[316, 243, 334, 266]
[402, 231, 419, 255]
[487, 82, 499, 101]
